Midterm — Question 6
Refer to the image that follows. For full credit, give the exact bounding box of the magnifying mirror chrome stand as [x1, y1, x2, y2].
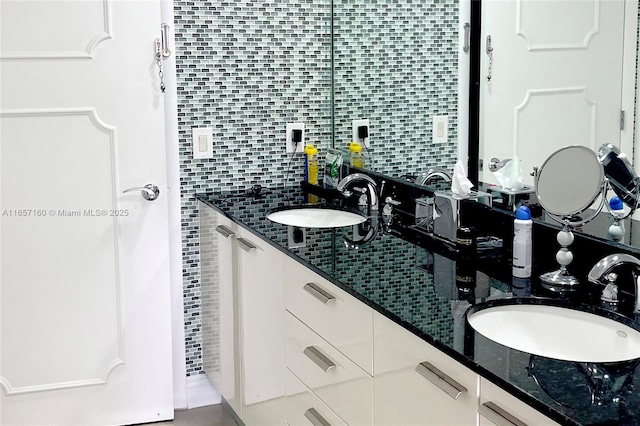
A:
[539, 212, 603, 289]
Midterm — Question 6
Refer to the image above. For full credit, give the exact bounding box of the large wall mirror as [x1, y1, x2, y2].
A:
[332, 0, 467, 177]
[331, 0, 640, 250]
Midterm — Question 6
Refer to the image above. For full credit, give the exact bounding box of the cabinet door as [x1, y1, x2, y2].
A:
[237, 231, 286, 425]
[374, 312, 479, 426]
[479, 378, 560, 426]
[200, 206, 242, 417]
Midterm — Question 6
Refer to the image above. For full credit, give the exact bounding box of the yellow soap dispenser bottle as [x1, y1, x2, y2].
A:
[349, 142, 364, 168]
[304, 144, 319, 185]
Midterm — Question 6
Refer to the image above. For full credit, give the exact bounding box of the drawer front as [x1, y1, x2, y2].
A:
[480, 378, 560, 426]
[285, 312, 373, 425]
[286, 370, 347, 426]
[284, 257, 373, 374]
[374, 312, 479, 426]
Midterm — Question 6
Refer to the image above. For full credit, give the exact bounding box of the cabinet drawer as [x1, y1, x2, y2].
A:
[284, 257, 373, 374]
[374, 312, 478, 426]
[480, 378, 560, 426]
[285, 312, 373, 426]
[286, 370, 347, 426]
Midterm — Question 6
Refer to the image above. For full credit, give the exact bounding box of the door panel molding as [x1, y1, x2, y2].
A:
[516, 0, 599, 51]
[0, 0, 112, 60]
[514, 87, 597, 173]
[0, 107, 125, 396]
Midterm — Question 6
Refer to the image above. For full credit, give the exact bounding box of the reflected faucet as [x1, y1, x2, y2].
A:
[337, 173, 379, 211]
[415, 168, 452, 186]
[588, 253, 640, 312]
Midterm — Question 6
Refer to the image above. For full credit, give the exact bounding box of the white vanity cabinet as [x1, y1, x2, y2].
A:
[201, 206, 242, 417]
[284, 255, 374, 425]
[202, 203, 566, 426]
[236, 226, 286, 426]
[373, 312, 479, 426]
[479, 379, 560, 426]
[201, 208, 286, 425]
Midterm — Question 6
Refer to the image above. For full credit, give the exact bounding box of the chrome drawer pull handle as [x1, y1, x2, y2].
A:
[304, 408, 331, 426]
[303, 346, 335, 373]
[303, 283, 335, 305]
[415, 361, 467, 400]
[479, 402, 528, 426]
[215, 225, 234, 238]
[236, 237, 256, 252]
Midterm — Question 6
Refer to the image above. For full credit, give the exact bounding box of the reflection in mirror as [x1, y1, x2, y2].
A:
[479, 0, 633, 188]
[534, 146, 606, 289]
[598, 143, 640, 211]
[332, 0, 466, 177]
[477, 0, 639, 251]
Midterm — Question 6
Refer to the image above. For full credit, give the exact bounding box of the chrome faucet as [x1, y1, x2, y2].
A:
[337, 173, 379, 211]
[588, 253, 640, 312]
[415, 168, 452, 186]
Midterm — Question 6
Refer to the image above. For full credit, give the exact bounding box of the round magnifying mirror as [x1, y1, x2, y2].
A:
[535, 145, 605, 223]
[535, 145, 606, 290]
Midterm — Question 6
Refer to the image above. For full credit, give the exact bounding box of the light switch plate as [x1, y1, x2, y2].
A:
[192, 127, 213, 159]
[432, 115, 448, 144]
[352, 118, 370, 148]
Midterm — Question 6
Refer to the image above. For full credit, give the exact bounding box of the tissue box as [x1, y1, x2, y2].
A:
[433, 190, 492, 243]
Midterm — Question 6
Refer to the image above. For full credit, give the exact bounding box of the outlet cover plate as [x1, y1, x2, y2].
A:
[286, 122, 305, 154]
[352, 119, 370, 148]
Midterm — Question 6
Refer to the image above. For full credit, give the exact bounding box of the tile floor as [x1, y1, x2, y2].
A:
[150, 405, 238, 426]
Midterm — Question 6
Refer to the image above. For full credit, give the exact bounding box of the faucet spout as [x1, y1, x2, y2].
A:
[415, 168, 452, 186]
[588, 253, 640, 312]
[337, 173, 379, 211]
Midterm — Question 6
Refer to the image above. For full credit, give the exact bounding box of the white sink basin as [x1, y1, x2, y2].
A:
[266, 207, 366, 228]
[467, 304, 640, 363]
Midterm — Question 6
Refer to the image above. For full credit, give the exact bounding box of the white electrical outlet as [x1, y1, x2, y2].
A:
[352, 119, 370, 148]
[286, 122, 305, 154]
[192, 127, 213, 159]
[432, 115, 448, 144]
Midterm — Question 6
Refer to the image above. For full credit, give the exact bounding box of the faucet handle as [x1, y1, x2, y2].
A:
[604, 272, 618, 284]
[385, 196, 401, 206]
[602, 282, 619, 303]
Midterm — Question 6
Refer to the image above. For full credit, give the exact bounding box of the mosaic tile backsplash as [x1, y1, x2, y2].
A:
[174, 0, 460, 376]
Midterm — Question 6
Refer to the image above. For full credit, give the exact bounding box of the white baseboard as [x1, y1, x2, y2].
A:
[185, 374, 222, 409]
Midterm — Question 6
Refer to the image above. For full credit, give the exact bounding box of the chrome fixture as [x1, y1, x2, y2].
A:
[337, 173, 379, 211]
[414, 168, 452, 186]
[588, 253, 640, 312]
[488, 157, 511, 172]
[123, 183, 160, 201]
[381, 195, 401, 230]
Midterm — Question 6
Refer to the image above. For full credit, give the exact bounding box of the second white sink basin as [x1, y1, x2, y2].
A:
[266, 207, 366, 228]
[467, 304, 640, 363]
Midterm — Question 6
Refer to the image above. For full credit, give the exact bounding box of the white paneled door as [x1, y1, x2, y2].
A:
[0, 1, 174, 424]
[480, 0, 627, 186]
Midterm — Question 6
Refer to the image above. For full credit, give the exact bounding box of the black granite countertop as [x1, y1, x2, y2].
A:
[196, 187, 640, 426]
